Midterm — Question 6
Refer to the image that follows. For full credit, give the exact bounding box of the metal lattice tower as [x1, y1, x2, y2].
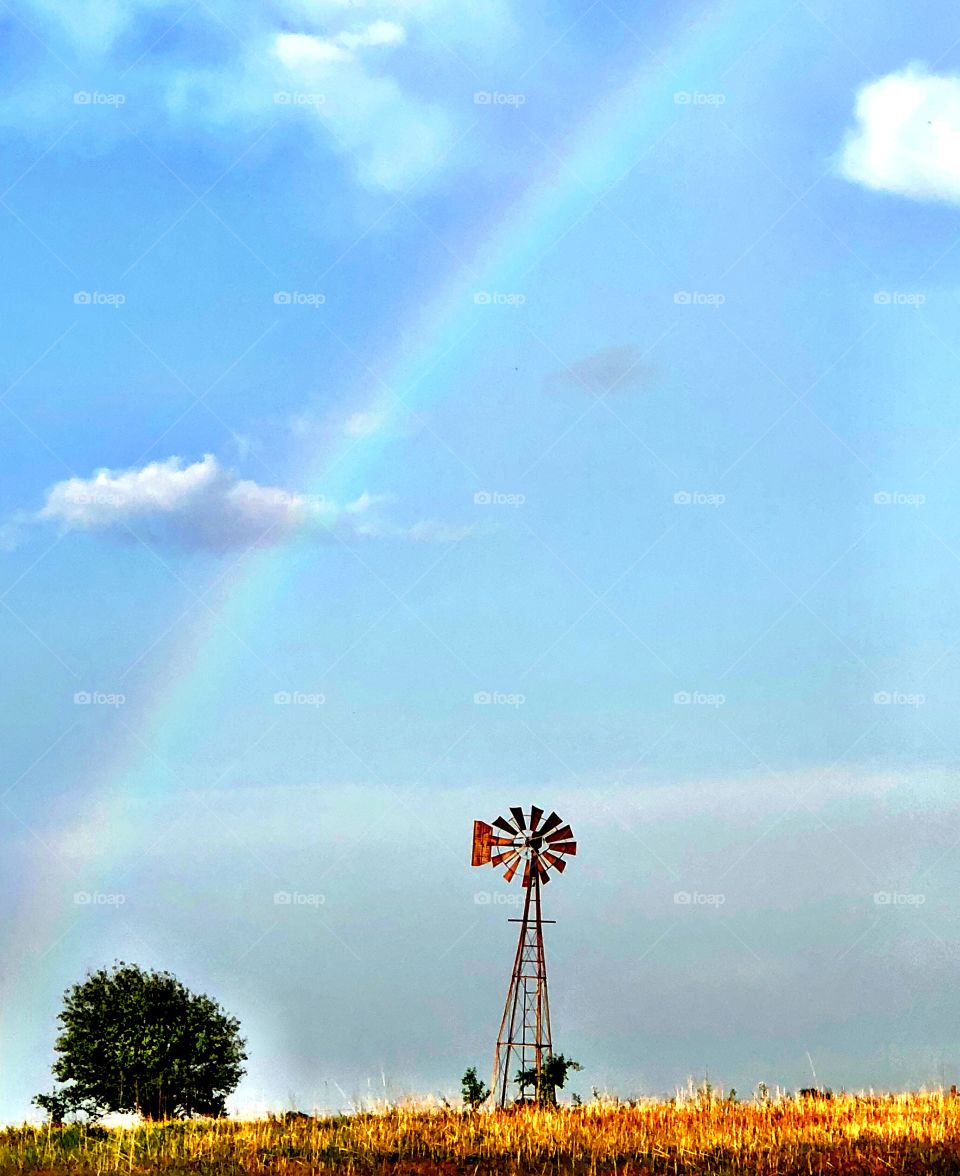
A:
[471, 805, 577, 1108]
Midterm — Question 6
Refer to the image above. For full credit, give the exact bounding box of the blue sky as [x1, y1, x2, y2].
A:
[4, 0, 960, 1121]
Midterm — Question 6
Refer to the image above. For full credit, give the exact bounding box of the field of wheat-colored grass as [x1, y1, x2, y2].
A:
[6, 1093, 960, 1174]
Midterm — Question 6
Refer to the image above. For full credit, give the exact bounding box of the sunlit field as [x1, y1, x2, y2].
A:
[6, 1093, 960, 1174]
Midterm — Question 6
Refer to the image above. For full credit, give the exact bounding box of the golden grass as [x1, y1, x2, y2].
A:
[5, 1093, 960, 1174]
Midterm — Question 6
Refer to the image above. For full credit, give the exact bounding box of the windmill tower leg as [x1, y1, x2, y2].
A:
[490, 873, 553, 1108]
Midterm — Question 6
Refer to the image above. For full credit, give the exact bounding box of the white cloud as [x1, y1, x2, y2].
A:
[344, 410, 385, 437]
[840, 64, 960, 204]
[35, 455, 467, 551]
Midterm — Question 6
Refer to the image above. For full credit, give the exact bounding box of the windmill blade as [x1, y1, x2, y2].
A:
[538, 811, 562, 836]
[491, 850, 520, 867]
[489, 835, 520, 847]
[528, 805, 544, 831]
[493, 815, 518, 835]
[510, 806, 527, 830]
[549, 840, 577, 855]
[536, 861, 551, 885]
[503, 856, 522, 883]
[543, 851, 567, 872]
[521, 861, 532, 888]
[545, 825, 574, 844]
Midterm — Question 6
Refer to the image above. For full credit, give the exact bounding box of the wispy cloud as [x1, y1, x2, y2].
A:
[547, 345, 656, 397]
[0, 0, 512, 191]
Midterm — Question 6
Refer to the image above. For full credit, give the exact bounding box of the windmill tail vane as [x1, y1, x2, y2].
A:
[471, 806, 577, 1107]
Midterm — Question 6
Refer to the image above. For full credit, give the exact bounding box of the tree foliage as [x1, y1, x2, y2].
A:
[460, 1066, 489, 1110]
[515, 1053, 583, 1106]
[35, 962, 246, 1121]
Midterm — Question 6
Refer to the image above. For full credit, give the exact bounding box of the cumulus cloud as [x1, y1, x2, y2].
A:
[548, 344, 655, 396]
[840, 64, 960, 204]
[34, 455, 467, 551]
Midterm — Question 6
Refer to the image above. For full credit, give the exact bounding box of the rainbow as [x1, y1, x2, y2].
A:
[11, 0, 743, 1110]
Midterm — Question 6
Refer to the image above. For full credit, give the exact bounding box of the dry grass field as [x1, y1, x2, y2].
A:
[6, 1092, 960, 1175]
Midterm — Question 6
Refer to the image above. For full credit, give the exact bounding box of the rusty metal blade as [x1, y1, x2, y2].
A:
[471, 820, 492, 866]
[528, 805, 544, 831]
[491, 850, 519, 867]
[510, 806, 526, 830]
[538, 811, 562, 836]
[537, 861, 550, 884]
[503, 856, 521, 883]
[549, 840, 577, 855]
[489, 835, 519, 847]
[544, 852, 567, 872]
[521, 861, 532, 887]
[493, 815, 518, 835]
[545, 825, 574, 844]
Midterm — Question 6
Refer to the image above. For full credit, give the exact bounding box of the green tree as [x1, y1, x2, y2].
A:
[36, 963, 246, 1121]
[460, 1066, 489, 1110]
[515, 1054, 583, 1106]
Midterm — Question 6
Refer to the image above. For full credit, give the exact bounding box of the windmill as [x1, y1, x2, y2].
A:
[471, 805, 577, 1107]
